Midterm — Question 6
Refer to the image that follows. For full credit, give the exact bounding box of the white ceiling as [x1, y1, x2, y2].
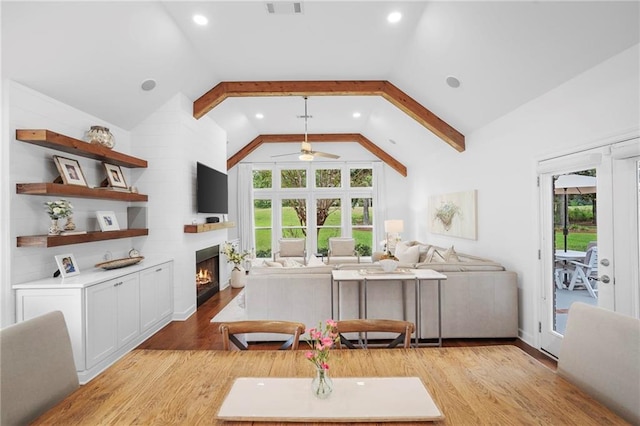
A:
[2, 1, 639, 164]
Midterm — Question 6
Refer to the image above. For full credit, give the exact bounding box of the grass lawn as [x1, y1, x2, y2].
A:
[254, 207, 373, 255]
[554, 231, 596, 251]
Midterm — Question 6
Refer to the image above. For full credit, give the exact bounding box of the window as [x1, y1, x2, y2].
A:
[251, 163, 376, 258]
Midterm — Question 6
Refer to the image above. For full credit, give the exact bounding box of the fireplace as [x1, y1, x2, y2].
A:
[195, 245, 220, 307]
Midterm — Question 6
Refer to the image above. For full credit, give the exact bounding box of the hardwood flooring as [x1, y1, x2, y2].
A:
[137, 286, 558, 370]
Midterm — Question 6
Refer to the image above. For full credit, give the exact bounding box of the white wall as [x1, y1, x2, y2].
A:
[3, 82, 135, 326]
[131, 93, 229, 320]
[406, 44, 639, 344]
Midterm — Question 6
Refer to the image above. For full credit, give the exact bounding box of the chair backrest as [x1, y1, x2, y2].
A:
[1, 311, 79, 425]
[277, 238, 306, 258]
[334, 319, 414, 349]
[219, 320, 305, 351]
[328, 237, 356, 256]
[558, 302, 640, 424]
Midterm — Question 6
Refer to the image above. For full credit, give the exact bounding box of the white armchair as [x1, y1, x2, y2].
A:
[327, 237, 360, 265]
[273, 238, 307, 265]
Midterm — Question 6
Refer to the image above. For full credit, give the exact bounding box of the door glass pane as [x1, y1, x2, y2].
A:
[315, 169, 341, 188]
[350, 168, 372, 188]
[552, 170, 598, 335]
[282, 198, 307, 237]
[254, 199, 272, 258]
[281, 169, 307, 188]
[316, 198, 341, 254]
[351, 197, 373, 256]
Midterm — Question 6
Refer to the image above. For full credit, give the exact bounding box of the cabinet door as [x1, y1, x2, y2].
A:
[140, 262, 173, 332]
[86, 280, 118, 369]
[117, 274, 140, 347]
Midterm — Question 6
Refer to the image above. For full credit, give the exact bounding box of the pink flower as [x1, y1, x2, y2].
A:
[321, 362, 329, 370]
[326, 319, 337, 327]
[305, 351, 314, 359]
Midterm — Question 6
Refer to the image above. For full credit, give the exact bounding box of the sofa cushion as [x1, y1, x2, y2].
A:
[404, 241, 432, 262]
[251, 265, 335, 275]
[307, 254, 325, 266]
[395, 243, 420, 264]
[263, 260, 284, 268]
[416, 261, 505, 272]
[443, 246, 461, 262]
[283, 258, 305, 268]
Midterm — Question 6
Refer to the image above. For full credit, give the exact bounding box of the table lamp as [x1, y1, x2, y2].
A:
[384, 219, 404, 255]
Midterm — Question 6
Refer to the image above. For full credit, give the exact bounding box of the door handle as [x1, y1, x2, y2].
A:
[599, 275, 611, 284]
[600, 258, 610, 267]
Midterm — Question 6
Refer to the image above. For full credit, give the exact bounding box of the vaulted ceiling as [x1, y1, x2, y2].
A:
[2, 1, 638, 168]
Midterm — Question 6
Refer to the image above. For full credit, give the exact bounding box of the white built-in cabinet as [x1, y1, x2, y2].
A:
[13, 258, 173, 384]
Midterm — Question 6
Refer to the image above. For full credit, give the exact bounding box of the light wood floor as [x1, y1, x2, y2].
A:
[137, 286, 558, 370]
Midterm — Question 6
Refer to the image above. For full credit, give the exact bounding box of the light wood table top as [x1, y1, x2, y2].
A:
[34, 346, 626, 425]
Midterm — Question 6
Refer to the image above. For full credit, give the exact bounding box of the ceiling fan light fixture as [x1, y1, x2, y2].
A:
[299, 153, 314, 161]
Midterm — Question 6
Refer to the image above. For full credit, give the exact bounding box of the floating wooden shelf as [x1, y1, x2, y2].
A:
[184, 222, 236, 233]
[17, 229, 149, 248]
[16, 183, 148, 201]
[16, 129, 147, 168]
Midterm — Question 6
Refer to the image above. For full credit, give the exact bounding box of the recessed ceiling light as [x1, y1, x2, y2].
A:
[387, 11, 402, 24]
[352, 112, 361, 118]
[141, 79, 156, 91]
[446, 76, 461, 88]
[193, 14, 208, 26]
[255, 113, 264, 119]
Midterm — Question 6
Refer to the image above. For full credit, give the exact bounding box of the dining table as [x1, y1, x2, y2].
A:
[33, 345, 626, 425]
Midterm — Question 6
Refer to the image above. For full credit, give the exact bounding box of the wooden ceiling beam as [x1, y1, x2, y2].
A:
[227, 133, 407, 177]
[194, 80, 465, 152]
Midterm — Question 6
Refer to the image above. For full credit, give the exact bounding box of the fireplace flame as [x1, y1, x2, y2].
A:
[196, 268, 212, 286]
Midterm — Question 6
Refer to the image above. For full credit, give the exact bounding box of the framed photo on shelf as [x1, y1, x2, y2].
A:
[103, 163, 128, 189]
[96, 211, 120, 232]
[53, 155, 88, 186]
[54, 253, 80, 278]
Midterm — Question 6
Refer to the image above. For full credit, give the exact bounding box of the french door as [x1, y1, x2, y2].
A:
[538, 138, 639, 357]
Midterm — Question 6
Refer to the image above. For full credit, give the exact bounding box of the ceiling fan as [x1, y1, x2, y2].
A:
[271, 96, 340, 161]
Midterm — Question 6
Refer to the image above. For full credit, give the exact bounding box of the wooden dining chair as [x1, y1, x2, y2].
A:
[334, 319, 415, 349]
[219, 320, 305, 351]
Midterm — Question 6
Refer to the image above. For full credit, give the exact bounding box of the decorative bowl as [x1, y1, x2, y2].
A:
[379, 259, 399, 272]
[95, 256, 144, 270]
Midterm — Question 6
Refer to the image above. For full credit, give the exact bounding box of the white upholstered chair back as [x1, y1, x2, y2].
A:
[557, 302, 640, 424]
[274, 238, 307, 264]
[1, 310, 79, 425]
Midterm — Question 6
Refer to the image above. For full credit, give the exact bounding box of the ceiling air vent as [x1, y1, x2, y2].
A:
[265, 2, 303, 15]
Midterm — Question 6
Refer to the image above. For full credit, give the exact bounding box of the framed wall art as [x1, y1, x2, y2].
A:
[427, 190, 478, 240]
[103, 163, 128, 189]
[96, 211, 120, 232]
[53, 155, 88, 186]
[54, 253, 80, 278]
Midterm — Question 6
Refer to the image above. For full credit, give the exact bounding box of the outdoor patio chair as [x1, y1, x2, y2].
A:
[327, 237, 360, 264]
[219, 320, 306, 351]
[569, 246, 598, 298]
[334, 319, 415, 349]
[273, 238, 307, 265]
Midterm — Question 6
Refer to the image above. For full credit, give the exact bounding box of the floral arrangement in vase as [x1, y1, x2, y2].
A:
[44, 199, 74, 235]
[305, 319, 339, 398]
[221, 242, 250, 271]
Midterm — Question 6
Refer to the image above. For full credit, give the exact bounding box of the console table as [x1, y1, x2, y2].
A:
[331, 269, 446, 347]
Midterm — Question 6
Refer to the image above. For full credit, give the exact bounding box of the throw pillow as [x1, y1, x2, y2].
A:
[396, 244, 420, 264]
[283, 258, 304, 268]
[263, 260, 283, 268]
[430, 249, 446, 263]
[307, 254, 324, 266]
[443, 245, 461, 262]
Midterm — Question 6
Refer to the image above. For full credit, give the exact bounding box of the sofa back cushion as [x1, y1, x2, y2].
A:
[395, 242, 420, 264]
[251, 265, 335, 275]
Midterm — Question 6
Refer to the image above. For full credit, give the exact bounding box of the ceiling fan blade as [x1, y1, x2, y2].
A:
[312, 151, 340, 159]
[271, 152, 299, 158]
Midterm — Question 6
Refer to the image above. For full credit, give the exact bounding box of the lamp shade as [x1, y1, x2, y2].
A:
[384, 219, 404, 233]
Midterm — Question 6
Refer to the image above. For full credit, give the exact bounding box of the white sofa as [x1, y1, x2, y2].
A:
[244, 244, 518, 341]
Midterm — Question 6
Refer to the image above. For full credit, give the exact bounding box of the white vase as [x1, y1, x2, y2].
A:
[48, 218, 61, 235]
[230, 267, 246, 288]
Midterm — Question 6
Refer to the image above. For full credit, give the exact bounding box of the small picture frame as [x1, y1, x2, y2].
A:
[55, 253, 80, 278]
[53, 155, 88, 186]
[96, 211, 120, 232]
[103, 163, 128, 189]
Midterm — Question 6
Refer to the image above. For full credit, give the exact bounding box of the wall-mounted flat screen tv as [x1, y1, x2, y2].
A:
[197, 162, 228, 214]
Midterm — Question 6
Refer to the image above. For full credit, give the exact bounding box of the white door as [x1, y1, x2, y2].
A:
[538, 138, 640, 357]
